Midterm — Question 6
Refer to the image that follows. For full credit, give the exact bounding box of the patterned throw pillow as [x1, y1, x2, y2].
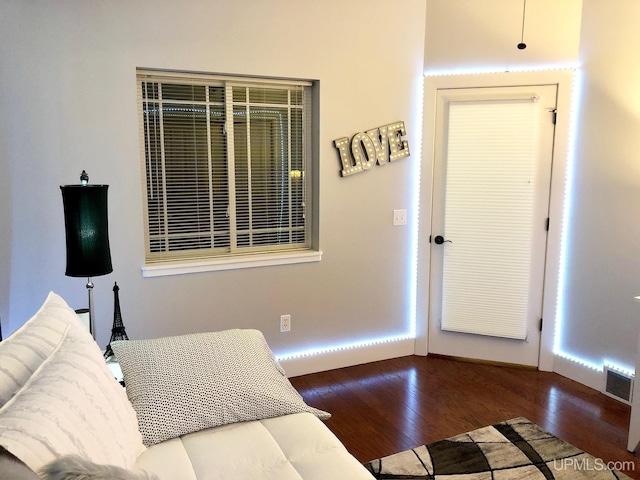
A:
[111, 329, 330, 447]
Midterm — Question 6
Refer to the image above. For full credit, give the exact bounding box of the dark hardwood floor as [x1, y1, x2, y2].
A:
[290, 355, 640, 479]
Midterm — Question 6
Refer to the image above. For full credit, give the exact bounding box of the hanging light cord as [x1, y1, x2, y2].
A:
[518, 0, 528, 49]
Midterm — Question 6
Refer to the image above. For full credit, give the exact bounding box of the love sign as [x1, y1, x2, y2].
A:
[333, 121, 410, 177]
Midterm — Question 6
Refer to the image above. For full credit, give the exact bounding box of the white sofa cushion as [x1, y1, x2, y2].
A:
[133, 412, 374, 480]
[0, 292, 146, 473]
[0, 292, 79, 407]
[111, 329, 330, 447]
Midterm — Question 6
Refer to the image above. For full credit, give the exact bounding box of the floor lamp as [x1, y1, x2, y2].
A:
[60, 171, 113, 338]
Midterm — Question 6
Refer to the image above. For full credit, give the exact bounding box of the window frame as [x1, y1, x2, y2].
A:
[136, 69, 320, 277]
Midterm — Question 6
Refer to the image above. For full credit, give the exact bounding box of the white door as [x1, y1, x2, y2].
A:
[428, 85, 558, 367]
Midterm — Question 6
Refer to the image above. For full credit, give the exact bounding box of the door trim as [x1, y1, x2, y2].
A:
[415, 69, 575, 372]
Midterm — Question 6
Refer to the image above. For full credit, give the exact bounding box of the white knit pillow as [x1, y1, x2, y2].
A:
[0, 292, 80, 407]
[111, 329, 330, 446]
[0, 295, 146, 473]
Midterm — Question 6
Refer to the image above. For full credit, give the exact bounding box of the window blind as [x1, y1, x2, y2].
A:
[138, 71, 312, 263]
[440, 98, 539, 340]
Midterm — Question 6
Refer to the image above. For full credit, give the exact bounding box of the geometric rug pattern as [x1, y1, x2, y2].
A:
[364, 417, 632, 479]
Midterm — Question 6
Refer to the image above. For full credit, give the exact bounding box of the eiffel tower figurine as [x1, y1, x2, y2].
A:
[104, 282, 130, 359]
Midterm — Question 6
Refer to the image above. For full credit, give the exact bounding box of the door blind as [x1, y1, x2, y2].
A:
[441, 98, 539, 339]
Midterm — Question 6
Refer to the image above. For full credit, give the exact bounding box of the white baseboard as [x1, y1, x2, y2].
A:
[553, 354, 604, 392]
[278, 338, 416, 378]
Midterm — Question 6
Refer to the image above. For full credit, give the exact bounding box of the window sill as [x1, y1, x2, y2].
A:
[141, 250, 322, 278]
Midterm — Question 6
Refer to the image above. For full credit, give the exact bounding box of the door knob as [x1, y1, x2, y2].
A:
[433, 235, 452, 245]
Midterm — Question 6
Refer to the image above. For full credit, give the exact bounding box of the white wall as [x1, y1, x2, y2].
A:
[556, 0, 640, 377]
[0, 83, 10, 338]
[0, 0, 426, 370]
[424, 0, 582, 72]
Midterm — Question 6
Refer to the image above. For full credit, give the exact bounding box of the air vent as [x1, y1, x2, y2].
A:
[603, 366, 634, 404]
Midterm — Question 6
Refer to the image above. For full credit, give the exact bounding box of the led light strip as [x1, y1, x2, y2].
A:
[547, 68, 628, 375]
[425, 66, 633, 377]
[424, 64, 578, 77]
[276, 334, 414, 362]
[425, 65, 634, 375]
[278, 66, 632, 379]
[555, 350, 601, 372]
[553, 68, 582, 363]
[408, 74, 425, 339]
[604, 360, 635, 378]
[277, 76, 425, 362]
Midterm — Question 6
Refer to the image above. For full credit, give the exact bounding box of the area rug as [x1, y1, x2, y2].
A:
[364, 417, 632, 479]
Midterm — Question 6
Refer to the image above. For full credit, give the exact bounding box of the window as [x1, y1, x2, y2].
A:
[137, 70, 318, 275]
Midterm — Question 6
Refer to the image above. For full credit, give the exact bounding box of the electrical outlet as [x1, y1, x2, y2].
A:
[393, 209, 407, 226]
[280, 314, 291, 332]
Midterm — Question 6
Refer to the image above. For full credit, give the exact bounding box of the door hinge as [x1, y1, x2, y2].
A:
[539, 318, 543, 331]
[546, 217, 550, 231]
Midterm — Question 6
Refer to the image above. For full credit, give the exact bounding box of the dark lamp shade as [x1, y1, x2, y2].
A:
[60, 184, 113, 277]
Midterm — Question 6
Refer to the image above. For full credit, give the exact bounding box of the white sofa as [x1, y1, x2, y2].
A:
[0, 292, 374, 480]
